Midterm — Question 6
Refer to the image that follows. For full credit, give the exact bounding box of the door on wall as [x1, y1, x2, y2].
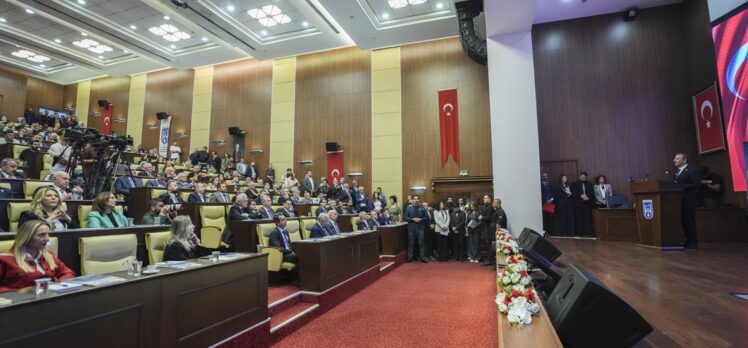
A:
[540, 160, 578, 184]
[431, 177, 493, 207]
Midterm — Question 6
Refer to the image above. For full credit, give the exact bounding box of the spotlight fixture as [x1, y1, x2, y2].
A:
[171, 0, 189, 9]
[623, 7, 638, 22]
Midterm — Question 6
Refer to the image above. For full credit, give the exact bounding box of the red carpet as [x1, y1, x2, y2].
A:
[269, 285, 299, 304]
[273, 261, 498, 347]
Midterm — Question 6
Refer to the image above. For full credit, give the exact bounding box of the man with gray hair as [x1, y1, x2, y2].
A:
[0, 158, 24, 179]
[325, 210, 340, 235]
[310, 213, 330, 238]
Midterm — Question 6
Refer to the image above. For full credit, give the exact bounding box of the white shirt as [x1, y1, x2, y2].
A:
[48, 142, 71, 173]
[169, 145, 181, 159]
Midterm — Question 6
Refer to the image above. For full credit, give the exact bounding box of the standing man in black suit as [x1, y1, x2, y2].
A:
[674, 153, 701, 249]
[540, 172, 554, 234]
[570, 172, 595, 237]
[268, 215, 299, 279]
[302, 170, 315, 196]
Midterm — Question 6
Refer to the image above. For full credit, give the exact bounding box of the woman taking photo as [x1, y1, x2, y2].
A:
[19, 187, 76, 230]
[87, 192, 129, 228]
[0, 220, 75, 292]
[163, 216, 211, 261]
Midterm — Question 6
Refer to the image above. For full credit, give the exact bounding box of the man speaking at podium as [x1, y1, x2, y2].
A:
[673, 153, 701, 250]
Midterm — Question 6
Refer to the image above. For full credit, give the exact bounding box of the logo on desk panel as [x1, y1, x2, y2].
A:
[642, 200, 654, 220]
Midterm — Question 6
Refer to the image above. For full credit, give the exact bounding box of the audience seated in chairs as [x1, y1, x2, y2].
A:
[188, 183, 209, 203]
[0, 158, 25, 179]
[357, 211, 374, 231]
[19, 187, 76, 230]
[159, 181, 185, 207]
[268, 215, 299, 280]
[257, 195, 276, 219]
[209, 183, 231, 203]
[50, 171, 82, 201]
[146, 172, 168, 188]
[140, 199, 172, 226]
[0, 220, 75, 292]
[87, 191, 129, 228]
[276, 200, 296, 218]
[309, 213, 331, 238]
[114, 172, 143, 201]
[162, 216, 211, 261]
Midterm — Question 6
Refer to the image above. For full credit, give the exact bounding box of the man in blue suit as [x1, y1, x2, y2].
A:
[309, 213, 331, 238]
[405, 196, 428, 263]
[268, 215, 299, 270]
[146, 173, 168, 188]
[325, 210, 341, 235]
[354, 185, 370, 213]
[115, 172, 142, 202]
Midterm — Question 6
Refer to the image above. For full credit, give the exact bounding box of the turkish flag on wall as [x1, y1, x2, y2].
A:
[692, 84, 725, 154]
[327, 151, 344, 183]
[101, 105, 113, 135]
[438, 88, 460, 167]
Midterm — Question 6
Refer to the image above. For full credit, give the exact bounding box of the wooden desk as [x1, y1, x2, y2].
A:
[497, 301, 563, 348]
[292, 230, 379, 293]
[592, 207, 748, 243]
[337, 214, 355, 232]
[295, 203, 313, 217]
[378, 223, 408, 256]
[0, 254, 268, 347]
[0, 225, 172, 274]
[228, 219, 266, 253]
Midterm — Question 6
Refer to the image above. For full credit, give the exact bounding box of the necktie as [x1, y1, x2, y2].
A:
[281, 230, 290, 249]
[582, 184, 586, 195]
[333, 221, 339, 234]
[129, 177, 135, 187]
[675, 168, 681, 178]
[200, 194, 204, 202]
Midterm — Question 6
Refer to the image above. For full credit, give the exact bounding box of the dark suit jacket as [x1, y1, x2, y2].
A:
[450, 210, 466, 233]
[570, 181, 595, 207]
[276, 207, 296, 218]
[159, 192, 185, 205]
[325, 220, 340, 235]
[310, 222, 329, 238]
[302, 177, 314, 194]
[357, 219, 373, 231]
[258, 206, 275, 219]
[354, 193, 370, 212]
[675, 165, 702, 202]
[246, 188, 260, 202]
[228, 205, 257, 221]
[268, 227, 293, 254]
[541, 181, 554, 203]
[115, 175, 143, 196]
[188, 192, 208, 203]
[163, 241, 210, 261]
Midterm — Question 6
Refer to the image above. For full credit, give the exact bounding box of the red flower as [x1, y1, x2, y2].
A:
[519, 270, 528, 277]
[525, 289, 535, 302]
[504, 296, 512, 304]
[512, 290, 522, 298]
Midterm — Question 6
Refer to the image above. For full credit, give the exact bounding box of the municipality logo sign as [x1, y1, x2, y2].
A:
[642, 200, 654, 220]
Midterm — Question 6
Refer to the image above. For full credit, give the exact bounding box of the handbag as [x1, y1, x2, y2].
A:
[542, 202, 556, 213]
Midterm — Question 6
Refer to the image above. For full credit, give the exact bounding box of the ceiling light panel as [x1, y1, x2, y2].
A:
[200, 0, 316, 40]
[0, 39, 71, 73]
[365, 0, 453, 25]
[0, 2, 132, 62]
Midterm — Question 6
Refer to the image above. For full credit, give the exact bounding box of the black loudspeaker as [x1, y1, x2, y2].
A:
[545, 265, 653, 347]
[521, 248, 562, 281]
[97, 100, 109, 107]
[156, 112, 169, 120]
[455, 0, 486, 65]
[325, 142, 339, 152]
[228, 127, 240, 135]
[518, 227, 561, 262]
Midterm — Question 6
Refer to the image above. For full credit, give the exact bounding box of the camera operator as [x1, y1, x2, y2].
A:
[47, 132, 71, 177]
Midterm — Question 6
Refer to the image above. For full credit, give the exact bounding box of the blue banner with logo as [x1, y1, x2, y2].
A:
[159, 116, 171, 158]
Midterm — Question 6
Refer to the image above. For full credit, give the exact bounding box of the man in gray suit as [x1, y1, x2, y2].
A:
[209, 183, 231, 203]
[302, 170, 315, 195]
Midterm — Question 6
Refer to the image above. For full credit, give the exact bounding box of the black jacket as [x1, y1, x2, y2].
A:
[163, 240, 210, 261]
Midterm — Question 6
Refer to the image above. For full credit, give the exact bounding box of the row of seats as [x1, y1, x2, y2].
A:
[198, 204, 284, 248]
[7, 202, 125, 231]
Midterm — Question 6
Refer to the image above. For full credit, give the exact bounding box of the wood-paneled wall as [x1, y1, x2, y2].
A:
[210, 58, 273, 167]
[534, 5, 699, 201]
[401, 37, 493, 203]
[63, 84, 77, 111]
[141, 69, 194, 150]
[0, 67, 28, 119]
[293, 46, 372, 190]
[25, 77, 64, 111]
[87, 76, 131, 135]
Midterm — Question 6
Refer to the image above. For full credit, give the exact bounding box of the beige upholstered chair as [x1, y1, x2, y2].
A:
[351, 216, 361, 231]
[145, 231, 171, 264]
[199, 205, 226, 249]
[299, 218, 315, 239]
[256, 223, 296, 273]
[8, 202, 30, 232]
[78, 234, 137, 275]
[78, 205, 124, 229]
[23, 181, 51, 199]
[286, 220, 302, 242]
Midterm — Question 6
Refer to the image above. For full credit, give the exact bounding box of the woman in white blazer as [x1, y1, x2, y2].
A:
[594, 175, 614, 208]
[434, 201, 451, 262]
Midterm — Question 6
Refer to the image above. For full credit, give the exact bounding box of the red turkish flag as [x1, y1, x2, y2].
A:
[692, 84, 725, 154]
[327, 151, 344, 184]
[101, 104, 113, 135]
[438, 88, 460, 167]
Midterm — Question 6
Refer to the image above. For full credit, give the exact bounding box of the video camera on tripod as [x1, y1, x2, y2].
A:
[62, 128, 133, 150]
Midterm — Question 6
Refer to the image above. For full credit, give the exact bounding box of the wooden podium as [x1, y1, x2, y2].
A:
[630, 181, 684, 249]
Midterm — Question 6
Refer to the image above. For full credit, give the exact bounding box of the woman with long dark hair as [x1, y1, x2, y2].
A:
[552, 174, 575, 236]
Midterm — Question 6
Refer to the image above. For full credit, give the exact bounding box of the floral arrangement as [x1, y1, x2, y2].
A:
[495, 230, 541, 327]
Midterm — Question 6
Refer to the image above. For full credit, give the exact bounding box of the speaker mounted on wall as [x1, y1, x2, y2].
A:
[228, 127, 241, 136]
[97, 100, 109, 107]
[156, 112, 169, 120]
[326, 142, 340, 152]
[455, 0, 487, 65]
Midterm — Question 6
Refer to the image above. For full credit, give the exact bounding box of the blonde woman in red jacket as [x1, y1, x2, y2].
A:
[0, 220, 75, 292]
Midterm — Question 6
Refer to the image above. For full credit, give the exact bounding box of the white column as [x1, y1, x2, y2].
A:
[487, 31, 543, 236]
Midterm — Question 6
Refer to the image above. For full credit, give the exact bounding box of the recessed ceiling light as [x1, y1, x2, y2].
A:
[54, 39, 61, 43]
[382, 12, 390, 19]
[170, 44, 176, 49]
[0, 18, 6, 23]
[12, 49, 50, 63]
[77, 0, 86, 4]
[25, 9, 34, 14]
[260, 30, 267, 35]
[81, 32, 88, 36]
[302, 21, 309, 27]
[130, 25, 137, 30]
[149, 24, 191, 42]
[164, 16, 170, 20]
[98, 55, 104, 59]
[227, 5, 235, 12]
[435, 2, 444, 9]
[40, 64, 45, 67]
[201, 37, 207, 41]
[247, 5, 290, 27]
[123, 49, 129, 53]
[389, 0, 427, 8]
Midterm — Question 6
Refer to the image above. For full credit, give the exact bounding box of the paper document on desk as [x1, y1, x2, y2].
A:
[68, 275, 126, 286]
[156, 261, 202, 270]
[49, 282, 84, 292]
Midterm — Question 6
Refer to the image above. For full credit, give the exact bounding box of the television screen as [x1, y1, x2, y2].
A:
[712, 3, 748, 192]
